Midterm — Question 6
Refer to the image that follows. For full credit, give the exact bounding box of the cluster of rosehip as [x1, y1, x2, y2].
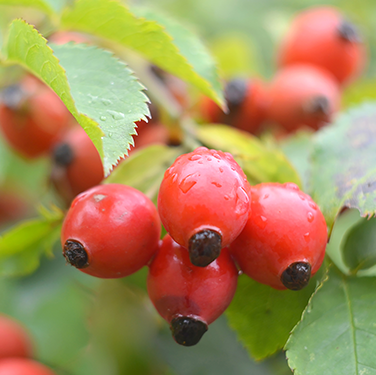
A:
[199, 6, 366, 134]
[61, 146, 327, 347]
[0, 314, 57, 375]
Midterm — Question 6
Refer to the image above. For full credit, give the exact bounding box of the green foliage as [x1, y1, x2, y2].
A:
[226, 271, 325, 360]
[61, 0, 224, 107]
[0, 0, 55, 15]
[196, 124, 302, 186]
[310, 103, 376, 228]
[0, 207, 63, 277]
[286, 267, 376, 375]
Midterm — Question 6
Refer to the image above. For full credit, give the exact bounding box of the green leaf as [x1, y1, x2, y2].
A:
[342, 79, 376, 109]
[196, 124, 302, 186]
[226, 271, 324, 361]
[3, 19, 150, 176]
[105, 144, 182, 204]
[0, 0, 55, 15]
[342, 217, 376, 274]
[61, 0, 224, 107]
[0, 207, 64, 277]
[310, 103, 376, 229]
[286, 267, 376, 375]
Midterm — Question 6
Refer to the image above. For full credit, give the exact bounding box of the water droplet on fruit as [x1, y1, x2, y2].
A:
[304, 232, 310, 242]
[207, 157, 212, 161]
[263, 194, 269, 199]
[224, 194, 230, 200]
[219, 167, 224, 173]
[307, 212, 314, 222]
[234, 186, 249, 215]
[309, 201, 318, 210]
[172, 173, 178, 183]
[299, 194, 306, 201]
[213, 152, 221, 160]
[255, 215, 267, 229]
[284, 183, 299, 191]
[231, 166, 236, 171]
[211, 181, 222, 188]
[100, 116, 107, 121]
[179, 174, 198, 193]
[189, 154, 201, 161]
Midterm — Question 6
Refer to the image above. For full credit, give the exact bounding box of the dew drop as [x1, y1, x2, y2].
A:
[234, 186, 249, 216]
[107, 110, 125, 120]
[101, 98, 112, 106]
[263, 194, 269, 200]
[198, 160, 204, 164]
[224, 195, 230, 200]
[284, 183, 299, 191]
[211, 181, 222, 188]
[309, 201, 318, 210]
[207, 157, 212, 161]
[179, 174, 198, 193]
[299, 194, 306, 201]
[219, 167, 224, 173]
[304, 232, 310, 242]
[172, 173, 178, 183]
[231, 166, 236, 171]
[255, 215, 268, 229]
[307, 212, 314, 222]
[100, 116, 107, 121]
[213, 152, 221, 160]
[189, 154, 202, 161]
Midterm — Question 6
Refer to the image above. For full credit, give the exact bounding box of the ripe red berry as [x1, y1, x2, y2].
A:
[147, 234, 238, 346]
[230, 182, 327, 290]
[0, 75, 74, 158]
[277, 6, 366, 85]
[61, 183, 161, 278]
[199, 78, 268, 134]
[267, 64, 340, 132]
[0, 358, 56, 375]
[158, 147, 250, 267]
[51, 126, 104, 203]
[0, 314, 33, 360]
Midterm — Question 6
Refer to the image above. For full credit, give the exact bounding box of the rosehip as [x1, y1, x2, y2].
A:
[267, 64, 340, 132]
[147, 234, 238, 346]
[61, 183, 161, 278]
[0, 314, 33, 360]
[230, 183, 327, 290]
[0, 75, 74, 158]
[199, 78, 268, 134]
[158, 147, 250, 267]
[0, 358, 56, 375]
[51, 126, 104, 203]
[277, 6, 366, 85]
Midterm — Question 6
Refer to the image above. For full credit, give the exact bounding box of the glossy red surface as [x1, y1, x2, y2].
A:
[61, 184, 161, 278]
[278, 6, 366, 85]
[230, 182, 327, 290]
[147, 234, 238, 324]
[267, 64, 340, 132]
[0, 315, 33, 360]
[158, 147, 251, 249]
[0, 358, 56, 375]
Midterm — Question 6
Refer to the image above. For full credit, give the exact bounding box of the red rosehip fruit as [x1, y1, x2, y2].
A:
[0, 75, 74, 158]
[61, 183, 161, 278]
[158, 147, 250, 267]
[147, 234, 238, 346]
[51, 126, 104, 203]
[0, 315, 33, 360]
[199, 78, 269, 134]
[277, 6, 366, 85]
[267, 64, 340, 132]
[230, 183, 327, 290]
[0, 358, 56, 375]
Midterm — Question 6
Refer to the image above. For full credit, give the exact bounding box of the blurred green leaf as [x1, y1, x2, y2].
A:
[310, 103, 376, 229]
[61, 0, 224, 107]
[196, 124, 302, 186]
[342, 216, 376, 274]
[0, 0, 55, 15]
[286, 267, 376, 375]
[226, 271, 325, 360]
[342, 79, 376, 109]
[105, 144, 181, 203]
[4, 20, 150, 176]
[0, 207, 63, 277]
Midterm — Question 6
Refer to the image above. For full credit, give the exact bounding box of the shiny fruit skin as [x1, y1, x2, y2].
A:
[230, 183, 327, 290]
[61, 183, 161, 278]
[158, 147, 251, 250]
[0, 76, 73, 158]
[0, 315, 33, 360]
[267, 64, 340, 132]
[0, 358, 56, 375]
[51, 126, 104, 203]
[147, 234, 238, 326]
[278, 6, 366, 85]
